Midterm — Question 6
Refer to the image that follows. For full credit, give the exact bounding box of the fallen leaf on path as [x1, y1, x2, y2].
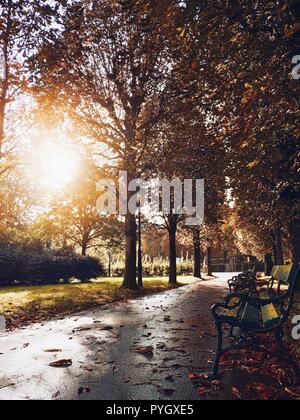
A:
[219, 360, 234, 367]
[49, 359, 72, 368]
[44, 349, 62, 353]
[74, 327, 92, 332]
[157, 386, 176, 396]
[189, 372, 206, 380]
[80, 366, 94, 373]
[52, 391, 60, 399]
[198, 387, 209, 397]
[0, 383, 15, 390]
[78, 386, 91, 395]
[172, 363, 185, 369]
[232, 387, 242, 400]
[211, 380, 223, 388]
[131, 346, 154, 355]
[245, 383, 275, 400]
[100, 325, 114, 331]
[156, 343, 166, 350]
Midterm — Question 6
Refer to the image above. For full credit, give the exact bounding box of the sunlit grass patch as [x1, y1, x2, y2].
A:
[0, 276, 196, 329]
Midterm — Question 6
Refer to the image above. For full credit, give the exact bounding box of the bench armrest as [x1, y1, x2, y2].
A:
[228, 277, 254, 285]
[211, 301, 241, 318]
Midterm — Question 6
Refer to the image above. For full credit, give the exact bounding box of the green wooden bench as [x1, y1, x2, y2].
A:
[228, 264, 284, 294]
[228, 270, 257, 294]
[211, 263, 300, 381]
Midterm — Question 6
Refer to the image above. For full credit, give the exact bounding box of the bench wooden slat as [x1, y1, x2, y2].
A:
[260, 291, 281, 328]
[261, 304, 281, 328]
[219, 297, 241, 318]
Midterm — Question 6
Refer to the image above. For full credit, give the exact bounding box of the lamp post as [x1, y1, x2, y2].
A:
[108, 249, 112, 278]
[138, 204, 143, 288]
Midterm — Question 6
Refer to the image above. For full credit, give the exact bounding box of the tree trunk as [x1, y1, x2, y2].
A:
[276, 230, 284, 265]
[207, 247, 213, 277]
[122, 212, 138, 289]
[272, 244, 278, 265]
[169, 228, 177, 285]
[193, 228, 202, 279]
[0, 72, 8, 156]
[0, 23, 10, 155]
[81, 243, 87, 257]
[137, 211, 143, 288]
[0, 99, 5, 154]
[108, 259, 111, 278]
[264, 253, 274, 276]
[289, 221, 300, 264]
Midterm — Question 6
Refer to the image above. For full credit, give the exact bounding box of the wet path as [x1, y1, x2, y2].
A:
[0, 274, 238, 400]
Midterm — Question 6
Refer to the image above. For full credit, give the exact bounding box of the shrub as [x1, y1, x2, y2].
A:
[178, 259, 193, 276]
[111, 257, 194, 278]
[0, 244, 104, 286]
[111, 260, 125, 277]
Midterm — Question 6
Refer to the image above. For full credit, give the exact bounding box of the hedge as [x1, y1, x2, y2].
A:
[0, 246, 104, 286]
[111, 258, 194, 278]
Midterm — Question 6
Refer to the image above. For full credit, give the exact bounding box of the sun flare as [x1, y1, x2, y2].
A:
[32, 141, 80, 191]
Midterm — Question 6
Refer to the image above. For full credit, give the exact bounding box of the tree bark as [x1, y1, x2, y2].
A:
[264, 253, 274, 276]
[137, 211, 143, 288]
[0, 7, 11, 155]
[276, 230, 284, 265]
[207, 246, 213, 277]
[272, 244, 278, 265]
[169, 228, 177, 285]
[0, 57, 8, 155]
[289, 221, 300, 264]
[81, 243, 87, 257]
[193, 228, 202, 279]
[108, 259, 111, 278]
[122, 212, 138, 289]
[0, 99, 5, 154]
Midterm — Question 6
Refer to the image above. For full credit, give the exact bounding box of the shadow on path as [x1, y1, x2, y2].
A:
[0, 273, 281, 400]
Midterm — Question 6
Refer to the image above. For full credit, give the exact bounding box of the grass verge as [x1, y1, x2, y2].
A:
[0, 277, 197, 330]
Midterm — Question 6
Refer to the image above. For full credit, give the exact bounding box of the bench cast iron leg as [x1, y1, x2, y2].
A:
[275, 328, 300, 385]
[210, 321, 223, 380]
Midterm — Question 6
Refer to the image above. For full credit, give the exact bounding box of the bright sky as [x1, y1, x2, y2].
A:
[21, 123, 83, 198]
[30, 140, 80, 191]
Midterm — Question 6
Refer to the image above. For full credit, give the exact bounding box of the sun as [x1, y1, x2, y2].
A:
[32, 141, 80, 191]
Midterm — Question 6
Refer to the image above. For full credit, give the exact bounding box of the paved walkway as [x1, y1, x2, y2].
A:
[0, 274, 241, 400]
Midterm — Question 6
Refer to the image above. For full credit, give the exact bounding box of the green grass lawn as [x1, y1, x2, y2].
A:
[0, 277, 197, 329]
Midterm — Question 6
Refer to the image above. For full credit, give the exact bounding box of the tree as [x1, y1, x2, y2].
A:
[192, 226, 202, 279]
[165, 213, 181, 285]
[0, 168, 32, 237]
[142, 193, 182, 285]
[0, 0, 60, 169]
[40, 179, 124, 257]
[182, 0, 300, 263]
[31, 0, 187, 289]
